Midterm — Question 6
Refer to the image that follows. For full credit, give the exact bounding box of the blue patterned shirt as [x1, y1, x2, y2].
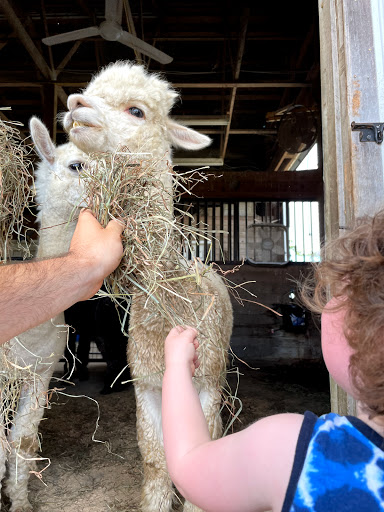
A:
[282, 411, 384, 511]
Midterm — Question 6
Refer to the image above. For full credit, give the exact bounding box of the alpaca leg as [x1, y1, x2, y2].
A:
[135, 387, 174, 512]
[182, 502, 205, 512]
[4, 377, 50, 512]
[199, 388, 223, 440]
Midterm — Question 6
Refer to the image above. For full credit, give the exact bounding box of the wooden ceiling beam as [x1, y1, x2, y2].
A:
[173, 82, 311, 89]
[220, 8, 250, 162]
[56, 86, 68, 109]
[0, 80, 311, 89]
[179, 94, 281, 101]
[0, 82, 42, 87]
[20, 33, 299, 41]
[199, 129, 277, 135]
[40, 0, 55, 77]
[173, 115, 230, 126]
[0, 0, 54, 81]
[268, 23, 319, 172]
[173, 158, 224, 167]
[122, 0, 143, 63]
[184, 169, 323, 201]
[55, 41, 82, 77]
[151, 35, 301, 41]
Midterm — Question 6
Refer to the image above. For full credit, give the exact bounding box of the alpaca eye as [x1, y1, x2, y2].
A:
[69, 162, 84, 172]
[128, 106, 144, 118]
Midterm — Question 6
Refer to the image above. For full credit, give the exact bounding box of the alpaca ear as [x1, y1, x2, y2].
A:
[29, 117, 56, 165]
[166, 119, 212, 150]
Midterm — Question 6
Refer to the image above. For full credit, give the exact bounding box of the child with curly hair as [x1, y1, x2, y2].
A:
[162, 210, 384, 512]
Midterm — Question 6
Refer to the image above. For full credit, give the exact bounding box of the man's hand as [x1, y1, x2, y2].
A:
[69, 209, 124, 299]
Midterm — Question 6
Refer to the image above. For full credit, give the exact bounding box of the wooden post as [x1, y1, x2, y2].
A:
[319, 0, 384, 415]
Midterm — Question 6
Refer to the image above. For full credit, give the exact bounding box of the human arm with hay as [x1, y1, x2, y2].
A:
[0, 209, 124, 344]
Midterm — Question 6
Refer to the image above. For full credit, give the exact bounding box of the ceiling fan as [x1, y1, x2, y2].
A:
[42, 0, 173, 65]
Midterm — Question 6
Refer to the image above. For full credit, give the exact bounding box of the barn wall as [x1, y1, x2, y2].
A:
[223, 263, 322, 366]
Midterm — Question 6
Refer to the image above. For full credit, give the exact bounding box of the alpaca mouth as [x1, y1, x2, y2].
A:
[72, 121, 94, 128]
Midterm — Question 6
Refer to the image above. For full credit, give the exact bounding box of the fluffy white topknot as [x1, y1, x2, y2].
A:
[84, 61, 179, 120]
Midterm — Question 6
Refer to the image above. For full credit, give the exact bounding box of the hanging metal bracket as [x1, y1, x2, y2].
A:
[351, 122, 384, 144]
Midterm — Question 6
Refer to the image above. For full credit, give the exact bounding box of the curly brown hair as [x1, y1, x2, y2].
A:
[300, 210, 384, 417]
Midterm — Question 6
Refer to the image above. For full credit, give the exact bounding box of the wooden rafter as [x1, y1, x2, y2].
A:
[269, 23, 319, 172]
[0, 2, 320, 173]
[55, 41, 82, 77]
[0, 0, 54, 81]
[56, 86, 68, 111]
[40, 0, 55, 78]
[173, 82, 310, 89]
[122, 0, 143, 63]
[0, 80, 312, 89]
[220, 8, 250, 162]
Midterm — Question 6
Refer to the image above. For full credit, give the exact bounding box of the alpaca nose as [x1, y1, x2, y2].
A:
[67, 94, 91, 111]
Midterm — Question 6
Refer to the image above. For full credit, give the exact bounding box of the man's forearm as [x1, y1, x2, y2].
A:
[0, 210, 124, 345]
[0, 253, 98, 344]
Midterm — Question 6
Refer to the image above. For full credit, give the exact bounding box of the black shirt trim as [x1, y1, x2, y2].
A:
[346, 415, 384, 451]
[281, 411, 318, 512]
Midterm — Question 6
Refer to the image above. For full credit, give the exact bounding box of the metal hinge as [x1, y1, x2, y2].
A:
[351, 122, 384, 144]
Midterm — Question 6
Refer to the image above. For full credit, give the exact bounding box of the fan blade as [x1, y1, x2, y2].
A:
[105, 0, 123, 24]
[42, 26, 100, 46]
[118, 31, 173, 64]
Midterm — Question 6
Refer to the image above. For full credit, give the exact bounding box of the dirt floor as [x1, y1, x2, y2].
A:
[6, 360, 330, 512]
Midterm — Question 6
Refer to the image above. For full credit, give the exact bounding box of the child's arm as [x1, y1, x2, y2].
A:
[162, 326, 304, 512]
[162, 326, 212, 467]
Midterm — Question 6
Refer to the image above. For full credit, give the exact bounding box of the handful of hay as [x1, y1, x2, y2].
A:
[0, 344, 43, 452]
[0, 116, 35, 262]
[81, 149, 215, 331]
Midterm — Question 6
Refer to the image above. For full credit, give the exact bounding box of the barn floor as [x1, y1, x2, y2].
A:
[6, 361, 330, 512]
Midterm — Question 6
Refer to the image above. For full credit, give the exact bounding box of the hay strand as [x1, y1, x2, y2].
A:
[0, 117, 35, 262]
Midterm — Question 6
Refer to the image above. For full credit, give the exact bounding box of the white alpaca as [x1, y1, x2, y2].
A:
[63, 61, 234, 512]
[0, 118, 87, 512]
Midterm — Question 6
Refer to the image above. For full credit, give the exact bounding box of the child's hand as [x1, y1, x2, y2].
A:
[165, 325, 200, 376]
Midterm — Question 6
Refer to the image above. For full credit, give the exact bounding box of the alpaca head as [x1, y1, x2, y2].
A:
[62, 61, 211, 158]
[30, 117, 88, 229]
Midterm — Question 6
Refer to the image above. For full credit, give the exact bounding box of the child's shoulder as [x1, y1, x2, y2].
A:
[282, 412, 384, 512]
